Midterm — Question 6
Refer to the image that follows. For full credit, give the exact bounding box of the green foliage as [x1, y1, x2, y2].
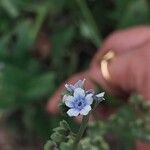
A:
[0, 0, 150, 149]
[44, 119, 108, 150]
[44, 120, 75, 150]
[112, 0, 150, 28]
[44, 140, 58, 150]
[45, 96, 150, 150]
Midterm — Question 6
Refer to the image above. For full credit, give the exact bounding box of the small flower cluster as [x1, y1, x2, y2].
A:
[62, 79, 105, 117]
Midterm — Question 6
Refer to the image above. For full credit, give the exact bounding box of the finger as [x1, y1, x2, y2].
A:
[136, 140, 150, 150]
[89, 61, 122, 96]
[91, 26, 150, 67]
[107, 43, 150, 99]
[101, 26, 150, 54]
[89, 26, 150, 98]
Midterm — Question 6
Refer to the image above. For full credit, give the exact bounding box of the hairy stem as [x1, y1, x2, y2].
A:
[73, 113, 90, 150]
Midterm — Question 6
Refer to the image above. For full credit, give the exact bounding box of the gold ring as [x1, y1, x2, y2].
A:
[100, 50, 115, 82]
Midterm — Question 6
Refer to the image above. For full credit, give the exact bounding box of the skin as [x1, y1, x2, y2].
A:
[89, 27, 150, 99]
[47, 26, 150, 113]
[47, 26, 150, 150]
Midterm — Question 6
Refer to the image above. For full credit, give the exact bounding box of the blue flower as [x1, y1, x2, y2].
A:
[62, 79, 105, 117]
[65, 79, 85, 93]
[63, 88, 93, 117]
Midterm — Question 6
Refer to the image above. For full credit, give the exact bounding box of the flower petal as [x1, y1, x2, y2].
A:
[62, 95, 67, 102]
[74, 88, 85, 98]
[80, 105, 91, 115]
[67, 108, 79, 117]
[85, 89, 94, 94]
[85, 94, 93, 105]
[64, 95, 74, 107]
[96, 92, 105, 98]
[74, 79, 85, 88]
[65, 84, 75, 92]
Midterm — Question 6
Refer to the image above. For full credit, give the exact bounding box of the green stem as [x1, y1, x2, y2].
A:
[73, 113, 90, 150]
[76, 0, 102, 47]
[31, 2, 50, 43]
[72, 100, 100, 149]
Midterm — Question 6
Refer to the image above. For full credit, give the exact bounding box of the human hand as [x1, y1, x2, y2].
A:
[47, 26, 150, 113]
[89, 25, 150, 99]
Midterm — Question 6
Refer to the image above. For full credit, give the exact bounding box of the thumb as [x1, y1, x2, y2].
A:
[108, 45, 150, 100]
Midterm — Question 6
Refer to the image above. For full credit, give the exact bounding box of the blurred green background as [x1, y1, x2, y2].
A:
[0, 0, 149, 149]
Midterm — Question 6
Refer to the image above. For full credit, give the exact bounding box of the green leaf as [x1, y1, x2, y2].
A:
[44, 140, 58, 150]
[59, 139, 74, 150]
[117, 0, 149, 28]
[51, 25, 75, 65]
[0, 65, 29, 108]
[51, 132, 66, 143]
[25, 72, 55, 100]
[1, 0, 19, 18]
[59, 120, 71, 130]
